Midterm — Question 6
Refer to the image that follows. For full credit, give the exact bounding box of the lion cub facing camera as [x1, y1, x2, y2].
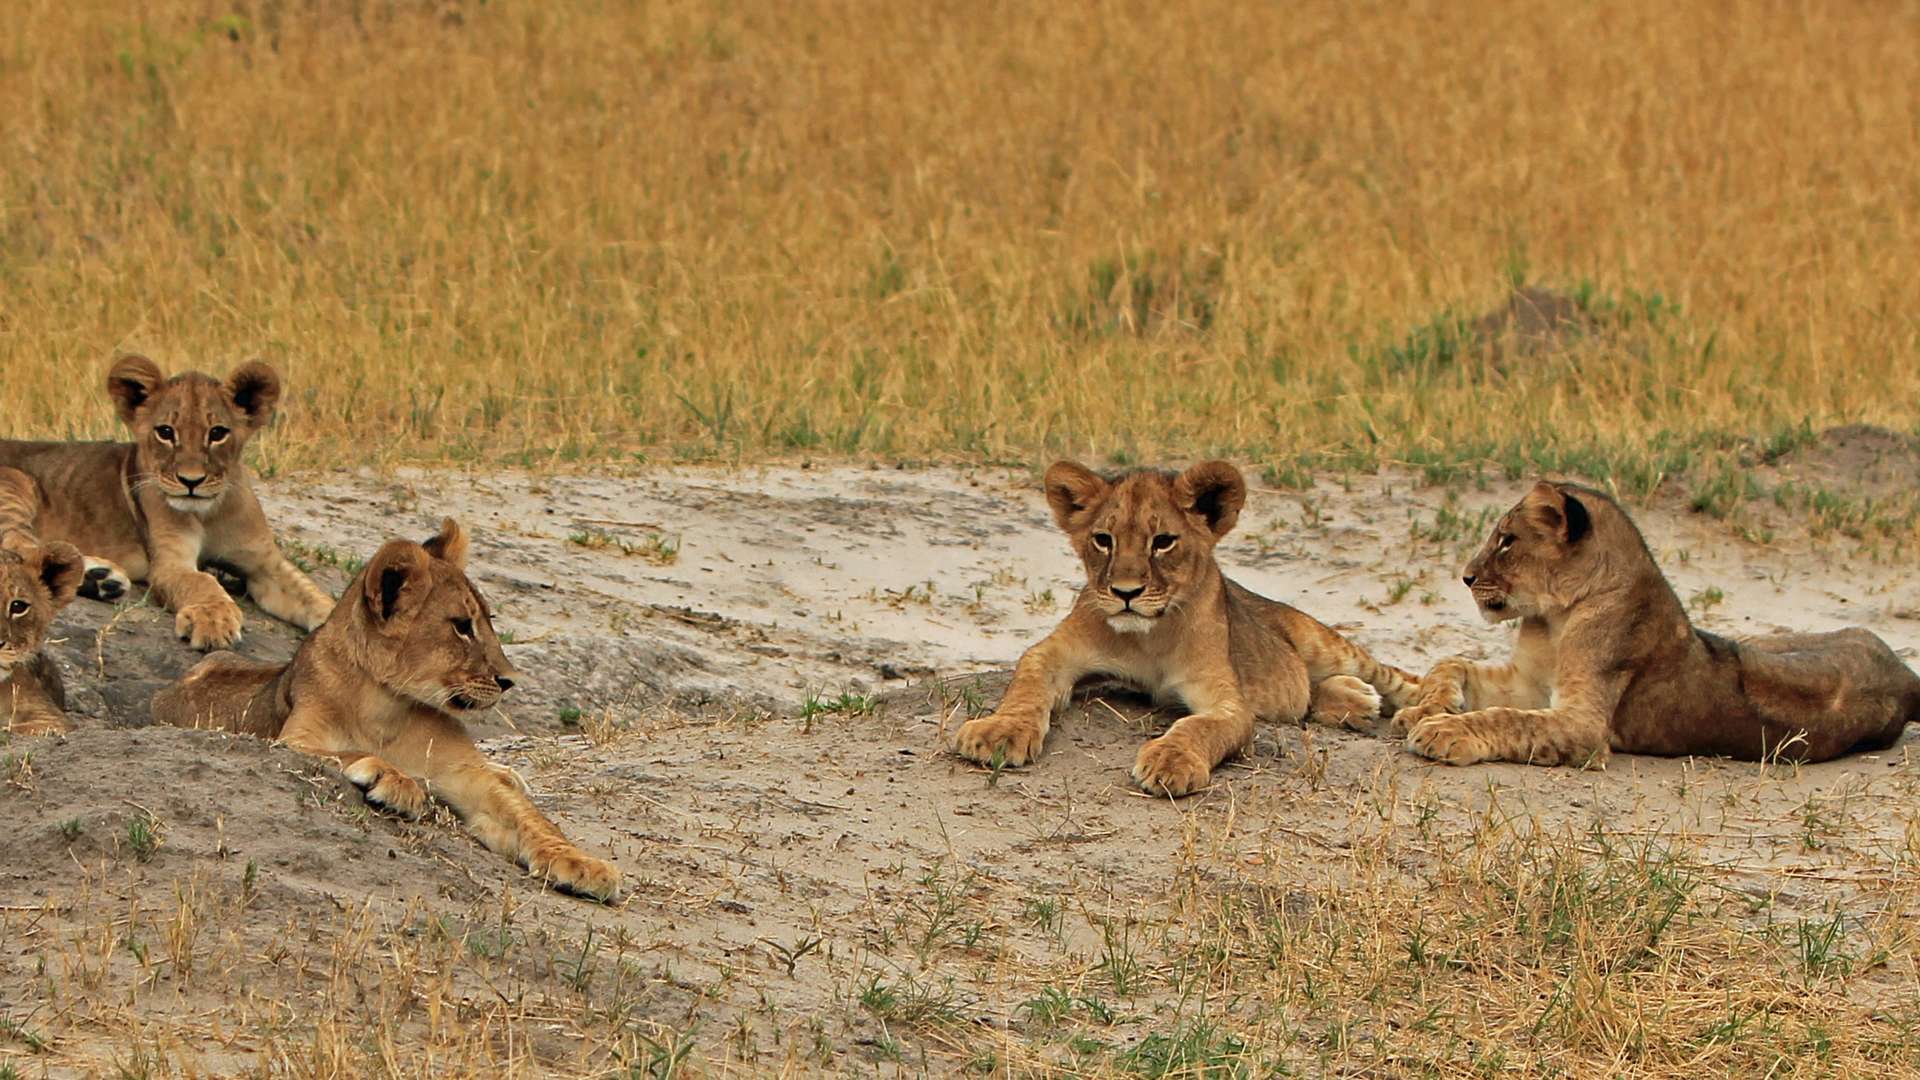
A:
[153, 519, 620, 902]
[0, 518, 85, 736]
[953, 460, 1421, 796]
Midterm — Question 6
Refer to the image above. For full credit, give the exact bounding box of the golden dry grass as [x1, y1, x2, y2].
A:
[3, 0, 1917, 478]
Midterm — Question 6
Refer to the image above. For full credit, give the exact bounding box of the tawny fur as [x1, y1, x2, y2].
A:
[1399, 480, 1920, 767]
[0, 355, 334, 650]
[0, 490, 85, 736]
[952, 460, 1421, 796]
[151, 519, 621, 902]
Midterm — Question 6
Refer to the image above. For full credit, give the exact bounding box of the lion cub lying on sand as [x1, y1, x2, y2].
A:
[0, 512, 85, 736]
[153, 520, 620, 902]
[1399, 480, 1920, 766]
[0, 355, 335, 650]
[954, 460, 1420, 796]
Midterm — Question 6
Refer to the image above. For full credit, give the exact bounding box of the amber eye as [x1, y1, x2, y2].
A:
[208, 425, 231, 444]
[1497, 533, 1516, 552]
[153, 425, 176, 443]
[7, 599, 27, 617]
[1150, 533, 1178, 554]
[452, 617, 475, 639]
[1090, 532, 1113, 553]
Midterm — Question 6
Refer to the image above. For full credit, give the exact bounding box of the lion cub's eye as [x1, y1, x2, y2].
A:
[1150, 533, 1178, 554]
[451, 617, 475, 640]
[1497, 533, 1516, 552]
[153, 425, 176, 444]
[1089, 532, 1113, 553]
[208, 425, 231, 445]
[7, 599, 27, 617]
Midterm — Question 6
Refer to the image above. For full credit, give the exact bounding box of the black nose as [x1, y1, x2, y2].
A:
[1462, 575, 1477, 587]
[494, 675, 515, 692]
[1112, 585, 1144, 603]
[178, 474, 205, 493]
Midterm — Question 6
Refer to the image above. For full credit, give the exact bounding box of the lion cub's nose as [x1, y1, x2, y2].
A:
[1112, 584, 1145, 603]
[178, 474, 206, 493]
[1462, 574, 1477, 587]
[494, 674, 515, 692]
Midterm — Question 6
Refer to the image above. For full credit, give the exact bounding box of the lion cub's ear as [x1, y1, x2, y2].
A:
[225, 361, 283, 430]
[360, 540, 434, 625]
[1043, 461, 1108, 534]
[1522, 480, 1592, 545]
[422, 518, 470, 570]
[34, 542, 85, 607]
[1175, 460, 1246, 538]
[106, 355, 166, 426]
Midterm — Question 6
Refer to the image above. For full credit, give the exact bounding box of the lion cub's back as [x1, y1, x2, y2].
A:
[151, 651, 290, 739]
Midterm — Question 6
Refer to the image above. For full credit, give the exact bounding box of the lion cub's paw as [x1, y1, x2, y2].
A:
[1387, 700, 1452, 737]
[343, 756, 429, 819]
[1308, 675, 1382, 730]
[1132, 735, 1213, 797]
[1405, 716, 1495, 767]
[79, 558, 132, 603]
[530, 845, 623, 903]
[952, 713, 1047, 768]
[175, 601, 244, 650]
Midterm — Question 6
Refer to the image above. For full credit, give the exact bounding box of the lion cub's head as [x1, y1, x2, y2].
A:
[347, 519, 521, 715]
[1461, 480, 1614, 622]
[0, 540, 84, 679]
[1043, 460, 1246, 634]
[106, 355, 283, 516]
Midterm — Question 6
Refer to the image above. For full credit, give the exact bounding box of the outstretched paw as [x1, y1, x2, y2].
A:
[529, 844, 623, 903]
[1388, 700, 1456, 737]
[342, 756, 429, 818]
[952, 712, 1048, 768]
[1405, 716, 1495, 766]
[1132, 735, 1213, 797]
[1308, 675, 1382, 730]
[78, 558, 132, 603]
[175, 601, 244, 650]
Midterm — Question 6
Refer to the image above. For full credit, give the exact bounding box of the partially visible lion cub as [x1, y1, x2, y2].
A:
[1399, 480, 1920, 766]
[152, 519, 621, 902]
[0, 495, 85, 736]
[0, 355, 334, 650]
[953, 460, 1421, 796]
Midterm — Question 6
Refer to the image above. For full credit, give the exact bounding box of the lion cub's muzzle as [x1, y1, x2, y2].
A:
[162, 474, 228, 514]
[447, 672, 518, 713]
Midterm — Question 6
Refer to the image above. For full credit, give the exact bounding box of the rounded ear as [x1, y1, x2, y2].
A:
[1042, 461, 1108, 533]
[421, 518, 470, 569]
[360, 540, 433, 625]
[1174, 460, 1246, 537]
[35, 542, 85, 606]
[1522, 479, 1591, 544]
[225, 361, 282, 430]
[106, 355, 165, 426]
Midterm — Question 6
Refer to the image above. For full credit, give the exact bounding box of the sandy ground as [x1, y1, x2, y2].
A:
[4, 451, 1920, 1075]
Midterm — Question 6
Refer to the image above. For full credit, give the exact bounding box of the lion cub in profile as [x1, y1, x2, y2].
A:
[153, 520, 620, 902]
[0, 355, 335, 650]
[953, 460, 1420, 796]
[0, 505, 85, 736]
[1398, 480, 1920, 766]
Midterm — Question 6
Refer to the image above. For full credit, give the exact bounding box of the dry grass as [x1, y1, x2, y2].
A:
[2, 0, 1917, 480]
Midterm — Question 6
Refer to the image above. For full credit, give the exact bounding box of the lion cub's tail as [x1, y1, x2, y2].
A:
[1297, 622, 1422, 715]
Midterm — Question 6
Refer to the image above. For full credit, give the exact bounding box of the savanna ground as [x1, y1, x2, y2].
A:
[4, 0, 1920, 1076]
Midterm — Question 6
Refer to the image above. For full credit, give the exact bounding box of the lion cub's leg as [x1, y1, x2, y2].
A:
[1132, 660, 1255, 798]
[1307, 675, 1381, 730]
[77, 558, 132, 603]
[386, 712, 621, 902]
[953, 626, 1102, 768]
[224, 535, 335, 632]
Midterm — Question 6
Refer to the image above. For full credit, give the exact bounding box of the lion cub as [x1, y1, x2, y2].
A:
[1398, 480, 1920, 766]
[954, 460, 1421, 796]
[152, 520, 621, 902]
[0, 506, 85, 736]
[0, 355, 335, 650]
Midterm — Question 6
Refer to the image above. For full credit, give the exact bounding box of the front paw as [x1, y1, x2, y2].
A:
[1132, 736, 1212, 796]
[1388, 700, 1455, 737]
[343, 756, 429, 818]
[1406, 716, 1495, 766]
[79, 559, 132, 603]
[530, 845, 623, 903]
[953, 712, 1047, 767]
[1309, 675, 1382, 730]
[175, 601, 244, 650]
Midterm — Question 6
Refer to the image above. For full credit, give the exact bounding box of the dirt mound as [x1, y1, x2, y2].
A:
[1767, 423, 1920, 502]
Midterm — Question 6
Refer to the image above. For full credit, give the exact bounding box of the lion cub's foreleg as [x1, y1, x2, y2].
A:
[222, 532, 334, 632]
[1132, 671, 1254, 798]
[953, 626, 1102, 768]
